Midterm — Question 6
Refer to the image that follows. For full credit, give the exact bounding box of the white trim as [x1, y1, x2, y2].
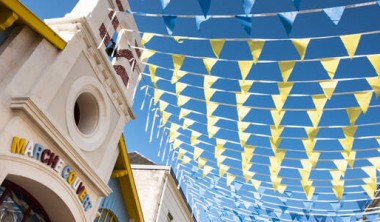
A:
[131, 164, 171, 170]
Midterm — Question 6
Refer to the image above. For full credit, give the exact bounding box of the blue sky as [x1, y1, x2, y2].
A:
[20, 0, 380, 221]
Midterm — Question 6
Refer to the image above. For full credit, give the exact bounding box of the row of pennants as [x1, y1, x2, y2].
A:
[136, 0, 380, 35]
[141, 33, 380, 78]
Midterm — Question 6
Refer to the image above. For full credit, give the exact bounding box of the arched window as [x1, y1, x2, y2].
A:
[95, 208, 119, 222]
[0, 180, 50, 222]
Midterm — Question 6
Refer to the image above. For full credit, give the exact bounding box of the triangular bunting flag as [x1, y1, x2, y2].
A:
[278, 11, 298, 35]
[251, 179, 261, 191]
[340, 34, 361, 59]
[181, 155, 192, 164]
[342, 126, 357, 138]
[247, 40, 265, 63]
[193, 147, 204, 160]
[278, 61, 296, 82]
[171, 70, 187, 84]
[270, 110, 285, 127]
[179, 108, 191, 119]
[346, 107, 361, 125]
[236, 92, 250, 105]
[305, 127, 319, 139]
[341, 151, 356, 168]
[182, 118, 195, 129]
[226, 174, 236, 187]
[242, 0, 256, 15]
[339, 137, 354, 152]
[320, 58, 340, 79]
[203, 58, 218, 74]
[238, 60, 254, 80]
[140, 49, 156, 61]
[141, 33, 155, 46]
[161, 111, 171, 126]
[236, 15, 252, 35]
[270, 125, 285, 144]
[149, 65, 158, 87]
[159, 100, 169, 112]
[172, 54, 185, 71]
[319, 80, 338, 99]
[366, 77, 380, 98]
[237, 104, 251, 121]
[354, 92, 372, 114]
[237, 121, 250, 132]
[272, 95, 285, 111]
[198, 157, 207, 168]
[206, 102, 219, 116]
[175, 82, 187, 96]
[219, 164, 230, 177]
[243, 171, 254, 183]
[323, 6, 345, 25]
[307, 110, 323, 127]
[333, 159, 348, 173]
[312, 94, 328, 111]
[197, 0, 211, 18]
[291, 38, 310, 61]
[209, 39, 225, 58]
[160, 0, 171, 9]
[195, 15, 210, 31]
[177, 95, 191, 107]
[367, 54, 380, 76]
[203, 165, 213, 178]
[163, 15, 177, 35]
[154, 88, 164, 104]
[239, 80, 254, 94]
[278, 82, 294, 102]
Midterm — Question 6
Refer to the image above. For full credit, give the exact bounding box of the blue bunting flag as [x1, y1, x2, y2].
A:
[323, 6, 345, 25]
[236, 15, 252, 35]
[163, 15, 177, 35]
[242, 0, 256, 15]
[197, 0, 212, 18]
[278, 11, 298, 35]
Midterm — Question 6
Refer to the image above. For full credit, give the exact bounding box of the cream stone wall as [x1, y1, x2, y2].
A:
[0, 0, 143, 221]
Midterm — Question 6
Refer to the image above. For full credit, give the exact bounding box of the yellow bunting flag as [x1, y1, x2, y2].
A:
[226, 174, 236, 187]
[244, 145, 256, 156]
[332, 182, 344, 200]
[312, 94, 328, 111]
[172, 54, 185, 71]
[363, 177, 377, 192]
[190, 131, 201, 146]
[207, 125, 220, 138]
[193, 147, 204, 160]
[362, 183, 375, 199]
[217, 156, 227, 167]
[302, 139, 317, 155]
[307, 110, 323, 127]
[181, 156, 192, 165]
[270, 110, 286, 127]
[247, 40, 265, 63]
[270, 125, 284, 144]
[237, 104, 251, 121]
[239, 131, 251, 147]
[251, 179, 261, 191]
[169, 124, 180, 142]
[346, 108, 361, 126]
[299, 169, 311, 182]
[237, 121, 250, 132]
[161, 111, 171, 126]
[366, 77, 380, 98]
[301, 159, 313, 172]
[272, 95, 285, 111]
[278, 61, 296, 82]
[182, 118, 195, 129]
[207, 116, 219, 127]
[239, 80, 254, 94]
[243, 171, 254, 183]
[354, 92, 372, 114]
[204, 75, 219, 88]
[238, 60, 254, 80]
[198, 157, 207, 169]
[204, 88, 217, 102]
[308, 152, 320, 168]
[319, 80, 337, 99]
[179, 108, 191, 119]
[305, 127, 320, 139]
[154, 88, 164, 105]
[269, 137, 282, 153]
[175, 82, 187, 96]
[140, 49, 156, 61]
[339, 137, 354, 152]
[342, 126, 357, 138]
[368, 157, 380, 170]
[340, 34, 361, 59]
[219, 164, 230, 177]
[367, 54, 380, 76]
[159, 101, 169, 113]
[202, 165, 213, 178]
[292, 38, 310, 61]
[173, 36, 188, 43]
[141, 32, 155, 46]
[206, 102, 219, 116]
[303, 184, 315, 201]
[236, 92, 250, 105]
[171, 70, 187, 84]
[210, 39, 225, 58]
[320, 58, 340, 79]
[149, 64, 158, 87]
[278, 82, 294, 102]
[277, 184, 287, 194]
[341, 150, 356, 168]
[362, 166, 377, 179]
[172, 140, 182, 150]
[203, 58, 218, 74]
[177, 95, 191, 107]
[333, 159, 348, 174]
[177, 148, 186, 159]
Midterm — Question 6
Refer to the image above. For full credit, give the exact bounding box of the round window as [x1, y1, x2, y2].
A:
[73, 92, 99, 135]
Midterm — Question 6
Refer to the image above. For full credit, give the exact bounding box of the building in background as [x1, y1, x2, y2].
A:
[130, 152, 195, 222]
[0, 0, 144, 221]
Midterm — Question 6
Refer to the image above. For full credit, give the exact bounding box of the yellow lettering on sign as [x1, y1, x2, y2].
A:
[11, 137, 27, 154]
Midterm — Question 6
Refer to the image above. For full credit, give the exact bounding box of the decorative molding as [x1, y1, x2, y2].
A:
[10, 96, 112, 196]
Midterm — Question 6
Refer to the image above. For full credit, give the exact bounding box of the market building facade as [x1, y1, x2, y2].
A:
[0, 0, 144, 221]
